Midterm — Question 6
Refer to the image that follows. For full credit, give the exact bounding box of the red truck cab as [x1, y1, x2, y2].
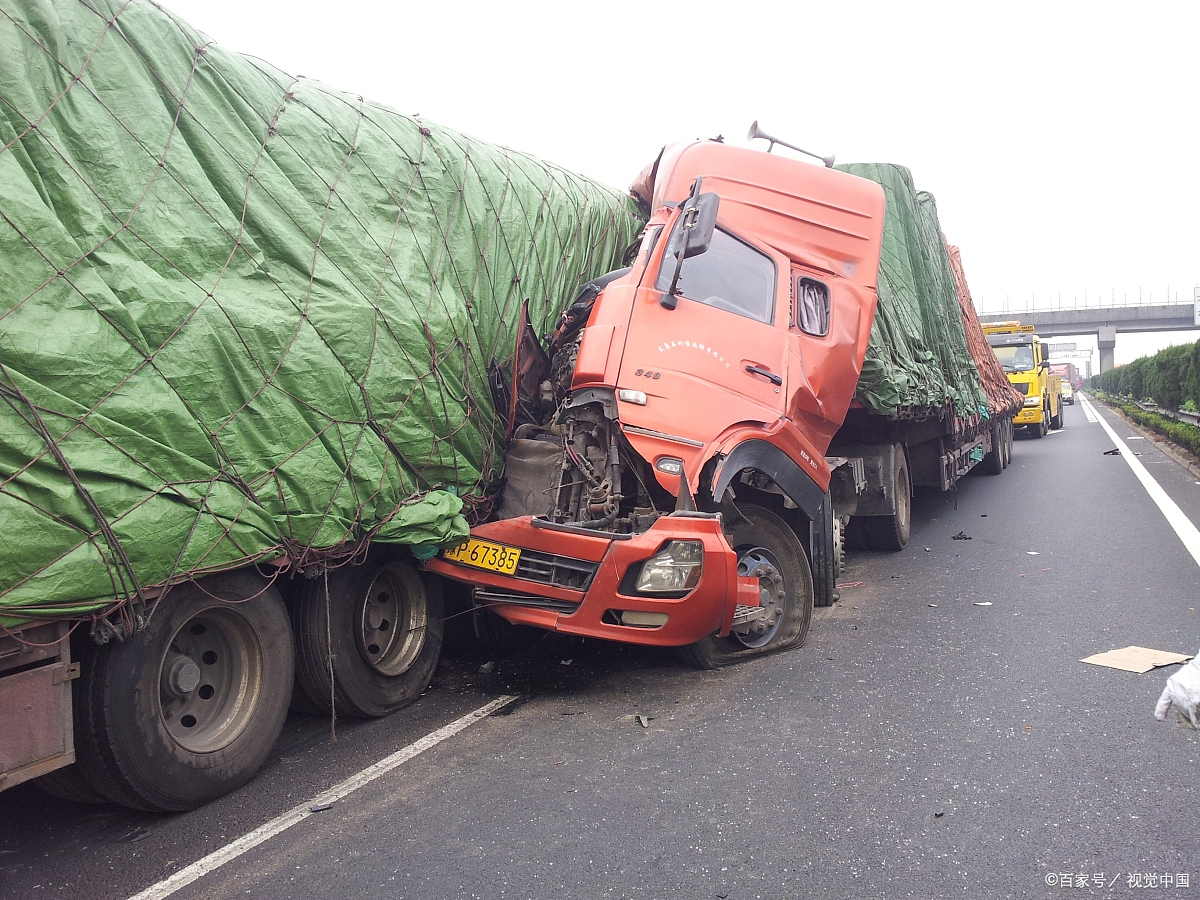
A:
[426, 140, 885, 663]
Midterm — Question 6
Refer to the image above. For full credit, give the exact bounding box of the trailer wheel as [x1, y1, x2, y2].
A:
[980, 422, 1004, 475]
[72, 572, 293, 811]
[676, 505, 813, 669]
[293, 562, 443, 718]
[864, 447, 911, 551]
[1003, 420, 1013, 467]
[1050, 403, 1063, 430]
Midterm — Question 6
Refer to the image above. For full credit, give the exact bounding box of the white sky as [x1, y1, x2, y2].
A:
[161, 0, 1198, 366]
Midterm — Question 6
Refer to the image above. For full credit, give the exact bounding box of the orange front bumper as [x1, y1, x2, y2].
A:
[424, 513, 759, 647]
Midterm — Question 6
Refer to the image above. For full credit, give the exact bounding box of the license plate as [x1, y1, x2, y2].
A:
[442, 538, 521, 575]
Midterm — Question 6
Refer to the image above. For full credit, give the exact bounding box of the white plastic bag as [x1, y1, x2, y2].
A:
[1154, 652, 1200, 728]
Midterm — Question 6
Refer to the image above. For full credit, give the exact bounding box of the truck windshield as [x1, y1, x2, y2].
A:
[991, 343, 1035, 372]
[655, 226, 776, 324]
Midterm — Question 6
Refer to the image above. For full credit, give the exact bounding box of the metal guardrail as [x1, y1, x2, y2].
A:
[1135, 401, 1200, 425]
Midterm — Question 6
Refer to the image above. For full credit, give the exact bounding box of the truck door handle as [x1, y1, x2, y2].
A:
[744, 364, 782, 386]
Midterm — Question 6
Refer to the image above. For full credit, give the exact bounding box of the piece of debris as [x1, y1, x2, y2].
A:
[934, 811, 944, 818]
[841, 580, 865, 588]
[928, 603, 938, 608]
[117, 828, 152, 844]
[1103, 448, 1120, 455]
[1041, 567, 1052, 572]
[924, 547, 931, 552]
[1080, 646, 1193, 674]
[560, 659, 573, 666]
[980, 514, 988, 517]
[1127, 436, 1145, 440]
[974, 601, 992, 607]
[636, 715, 653, 728]
[477, 660, 497, 674]
[952, 531, 971, 540]
[1026, 551, 1039, 555]
[310, 802, 334, 812]
[1154, 652, 1200, 728]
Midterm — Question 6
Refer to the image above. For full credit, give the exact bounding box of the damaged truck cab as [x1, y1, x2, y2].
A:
[426, 141, 886, 662]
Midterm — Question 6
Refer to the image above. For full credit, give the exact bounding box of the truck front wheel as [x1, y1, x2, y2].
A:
[676, 506, 813, 669]
[73, 572, 293, 811]
[293, 561, 443, 718]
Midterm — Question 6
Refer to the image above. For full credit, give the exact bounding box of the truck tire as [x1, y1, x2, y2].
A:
[864, 447, 911, 551]
[1050, 403, 1063, 430]
[72, 572, 293, 811]
[32, 764, 108, 805]
[676, 505, 813, 669]
[812, 494, 838, 608]
[1003, 420, 1014, 467]
[1030, 415, 1047, 438]
[293, 562, 443, 718]
[980, 422, 1004, 475]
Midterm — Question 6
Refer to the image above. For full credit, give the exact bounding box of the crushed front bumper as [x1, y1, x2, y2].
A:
[424, 512, 760, 647]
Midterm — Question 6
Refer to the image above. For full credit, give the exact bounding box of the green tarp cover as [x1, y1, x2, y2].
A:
[0, 0, 644, 628]
[836, 163, 987, 420]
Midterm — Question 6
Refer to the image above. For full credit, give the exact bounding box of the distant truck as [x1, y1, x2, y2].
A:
[430, 139, 1020, 669]
[983, 322, 1064, 436]
[1050, 363, 1080, 403]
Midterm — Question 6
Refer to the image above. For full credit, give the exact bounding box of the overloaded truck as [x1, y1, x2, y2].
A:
[428, 141, 1024, 661]
[0, 1, 643, 809]
[982, 322, 1064, 436]
[0, 3, 1021, 811]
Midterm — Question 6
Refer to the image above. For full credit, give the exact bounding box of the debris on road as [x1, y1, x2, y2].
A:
[1026, 551, 1040, 555]
[636, 715, 653, 728]
[310, 802, 334, 812]
[1080, 646, 1193, 674]
[952, 531, 972, 540]
[1154, 651, 1200, 728]
[1104, 448, 1121, 455]
[974, 602, 993, 607]
[840, 581, 866, 588]
[477, 661, 497, 675]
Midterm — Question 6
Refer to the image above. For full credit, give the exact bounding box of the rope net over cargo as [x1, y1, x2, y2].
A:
[0, 0, 644, 631]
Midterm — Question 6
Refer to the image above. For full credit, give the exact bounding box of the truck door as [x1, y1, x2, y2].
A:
[617, 226, 789, 441]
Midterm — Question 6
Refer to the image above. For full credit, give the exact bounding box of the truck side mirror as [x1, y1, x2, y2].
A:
[682, 192, 720, 259]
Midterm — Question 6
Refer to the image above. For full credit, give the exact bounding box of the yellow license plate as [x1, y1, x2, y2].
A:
[442, 538, 521, 575]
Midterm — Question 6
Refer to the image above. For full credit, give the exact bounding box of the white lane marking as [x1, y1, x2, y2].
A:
[1082, 399, 1098, 423]
[128, 695, 519, 900]
[1081, 395, 1200, 568]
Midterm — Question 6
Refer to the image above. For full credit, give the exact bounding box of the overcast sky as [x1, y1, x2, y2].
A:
[161, 0, 1198, 367]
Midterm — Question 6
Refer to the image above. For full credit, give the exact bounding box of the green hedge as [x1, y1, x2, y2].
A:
[1090, 340, 1200, 411]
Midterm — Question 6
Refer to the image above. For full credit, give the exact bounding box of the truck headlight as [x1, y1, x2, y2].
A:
[1023, 397, 1040, 408]
[634, 541, 704, 593]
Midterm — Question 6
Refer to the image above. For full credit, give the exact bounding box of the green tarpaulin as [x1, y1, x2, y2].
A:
[837, 163, 988, 421]
[0, 0, 644, 628]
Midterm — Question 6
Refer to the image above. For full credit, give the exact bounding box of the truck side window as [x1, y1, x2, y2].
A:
[655, 227, 776, 324]
[795, 277, 830, 336]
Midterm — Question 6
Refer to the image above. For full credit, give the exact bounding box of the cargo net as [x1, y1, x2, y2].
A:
[945, 243, 1024, 419]
[836, 163, 989, 425]
[0, 0, 645, 631]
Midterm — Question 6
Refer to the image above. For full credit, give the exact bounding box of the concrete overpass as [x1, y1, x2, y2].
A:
[978, 303, 1197, 372]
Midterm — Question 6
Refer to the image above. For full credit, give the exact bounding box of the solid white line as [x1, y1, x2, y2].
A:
[1082, 395, 1200, 568]
[128, 695, 519, 900]
[1081, 397, 1098, 422]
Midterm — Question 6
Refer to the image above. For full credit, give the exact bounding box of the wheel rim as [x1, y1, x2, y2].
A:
[158, 607, 264, 754]
[731, 547, 786, 649]
[355, 567, 427, 677]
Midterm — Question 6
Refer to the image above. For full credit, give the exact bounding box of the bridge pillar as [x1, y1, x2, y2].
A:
[1097, 326, 1117, 373]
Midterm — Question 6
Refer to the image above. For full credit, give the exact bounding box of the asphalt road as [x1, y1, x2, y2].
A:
[2, 397, 1198, 900]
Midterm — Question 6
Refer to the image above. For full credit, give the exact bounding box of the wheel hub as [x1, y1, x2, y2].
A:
[163, 653, 201, 698]
[356, 569, 427, 677]
[732, 548, 785, 647]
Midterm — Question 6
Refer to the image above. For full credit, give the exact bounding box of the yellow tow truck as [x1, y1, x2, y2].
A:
[982, 322, 1062, 438]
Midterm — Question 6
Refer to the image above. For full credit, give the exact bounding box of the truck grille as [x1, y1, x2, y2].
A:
[515, 549, 598, 590]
